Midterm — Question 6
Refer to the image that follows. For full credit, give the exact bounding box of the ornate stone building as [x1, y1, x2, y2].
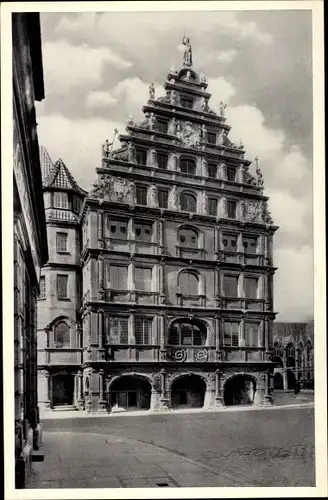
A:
[272, 321, 314, 390]
[38, 38, 279, 414]
[13, 13, 48, 487]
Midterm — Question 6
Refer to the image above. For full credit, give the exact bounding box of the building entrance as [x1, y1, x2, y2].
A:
[224, 375, 256, 406]
[52, 374, 74, 406]
[171, 375, 206, 409]
[110, 376, 151, 411]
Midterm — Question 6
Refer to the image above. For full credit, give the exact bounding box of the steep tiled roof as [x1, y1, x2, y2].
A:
[273, 321, 314, 345]
[39, 147, 86, 195]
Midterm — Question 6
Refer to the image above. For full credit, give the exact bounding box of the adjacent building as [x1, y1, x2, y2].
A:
[272, 321, 314, 390]
[13, 13, 48, 488]
[38, 39, 280, 414]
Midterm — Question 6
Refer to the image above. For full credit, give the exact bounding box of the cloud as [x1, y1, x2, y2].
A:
[207, 77, 236, 105]
[42, 39, 132, 94]
[216, 49, 238, 64]
[36, 114, 124, 189]
[86, 91, 118, 109]
[274, 245, 313, 321]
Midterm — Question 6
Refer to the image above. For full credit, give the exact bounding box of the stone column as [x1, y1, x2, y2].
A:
[98, 369, 107, 412]
[263, 370, 273, 406]
[159, 368, 170, 410]
[215, 316, 222, 361]
[283, 369, 288, 391]
[97, 310, 106, 361]
[214, 370, 224, 408]
[129, 313, 135, 344]
[97, 211, 104, 248]
[44, 371, 51, 409]
[76, 370, 84, 410]
[159, 219, 165, 254]
[159, 313, 166, 361]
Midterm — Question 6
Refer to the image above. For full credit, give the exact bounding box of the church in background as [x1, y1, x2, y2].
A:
[37, 37, 311, 416]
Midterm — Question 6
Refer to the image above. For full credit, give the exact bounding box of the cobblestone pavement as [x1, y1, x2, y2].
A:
[34, 406, 315, 488]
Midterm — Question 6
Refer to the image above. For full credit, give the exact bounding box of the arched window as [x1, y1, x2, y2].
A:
[179, 271, 199, 295]
[168, 320, 207, 346]
[178, 227, 198, 248]
[273, 341, 284, 359]
[54, 322, 70, 348]
[180, 193, 197, 212]
[180, 158, 196, 175]
[286, 343, 295, 358]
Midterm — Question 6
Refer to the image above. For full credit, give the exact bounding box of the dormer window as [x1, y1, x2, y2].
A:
[207, 132, 216, 145]
[54, 192, 68, 209]
[180, 96, 193, 109]
[157, 119, 168, 134]
[227, 166, 236, 182]
[136, 148, 147, 165]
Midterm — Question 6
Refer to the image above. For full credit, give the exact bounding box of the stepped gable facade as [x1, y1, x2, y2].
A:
[38, 38, 279, 413]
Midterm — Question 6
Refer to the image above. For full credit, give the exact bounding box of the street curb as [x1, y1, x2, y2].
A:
[40, 402, 314, 420]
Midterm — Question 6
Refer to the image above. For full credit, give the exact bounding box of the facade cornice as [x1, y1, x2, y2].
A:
[42, 262, 81, 270]
[95, 166, 264, 199]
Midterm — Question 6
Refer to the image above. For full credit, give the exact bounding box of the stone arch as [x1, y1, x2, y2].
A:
[108, 373, 152, 411]
[167, 317, 209, 346]
[177, 267, 205, 296]
[271, 355, 284, 368]
[177, 223, 204, 248]
[108, 372, 152, 390]
[167, 371, 208, 390]
[170, 373, 207, 409]
[223, 373, 257, 406]
[180, 190, 197, 212]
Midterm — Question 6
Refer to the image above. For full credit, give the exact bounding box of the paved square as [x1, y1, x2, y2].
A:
[30, 406, 315, 488]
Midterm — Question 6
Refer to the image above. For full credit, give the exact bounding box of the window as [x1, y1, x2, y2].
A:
[178, 227, 198, 248]
[54, 192, 68, 209]
[227, 167, 236, 182]
[110, 265, 128, 290]
[157, 119, 168, 134]
[108, 221, 128, 239]
[223, 275, 238, 297]
[180, 193, 197, 212]
[136, 148, 147, 165]
[56, 232, 68, 253]
[135, 318, 152, 344]
[135, 222, 153, 241]
[180, 158, 196, 175]
[222, 234, 237, 252]
[57, 275, 68, 299]
[180, 96, 193, 109]
[245, 323, 259, 347]
[136, 185, 147, 205]
[224, 322, 239, 347]
[168, 320, 206, 346]
[72, 196, 81, 213]
[107, 316, 128, 344]
[157, 152, 168, 169]
[39, 276, 46, 299]
[207, 132, 216, 145]
[243, 236, 258, 254]
[135, 267, 152, 291]
[54, 322, 70, 348]
[227, 200, 237, 219]
[158, 189, 169, 209]
[208, 198, 218, 216]
[244, 277, 258, 299]
[179, 272, 199, 295]
[208, 163, 217, 179]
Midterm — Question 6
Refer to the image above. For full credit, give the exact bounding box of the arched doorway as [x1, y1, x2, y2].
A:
[52, 374, 75, 406]
[171, 375, 206, 409]
[224, 374, 256, 406]
[110, 376, 151, 411]
[287, 370, 296, 390]
[273, 372, 284, 390]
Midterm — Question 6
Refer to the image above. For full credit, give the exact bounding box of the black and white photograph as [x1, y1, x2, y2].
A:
[3, 1, 327, 498]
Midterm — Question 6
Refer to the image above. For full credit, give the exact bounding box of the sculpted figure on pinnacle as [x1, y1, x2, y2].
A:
[182, 35, 193, 67]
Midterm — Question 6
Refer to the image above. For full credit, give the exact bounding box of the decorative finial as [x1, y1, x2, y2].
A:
[238, 138, 244, 150]
[255, 157, 264, 187]
[182, 34, 193, 68]
[219, 101, 227, 116]
[149, 82, 155, 100]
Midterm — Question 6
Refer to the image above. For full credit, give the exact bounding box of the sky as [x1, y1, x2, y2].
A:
[35, 9, 314, 322]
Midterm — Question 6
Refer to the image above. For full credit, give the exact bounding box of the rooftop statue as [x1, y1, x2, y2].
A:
[182, 35, 193, 68]
[149, 82, 155, 100]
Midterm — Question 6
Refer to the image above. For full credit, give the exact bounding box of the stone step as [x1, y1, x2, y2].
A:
[52, 405, 77, 412]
